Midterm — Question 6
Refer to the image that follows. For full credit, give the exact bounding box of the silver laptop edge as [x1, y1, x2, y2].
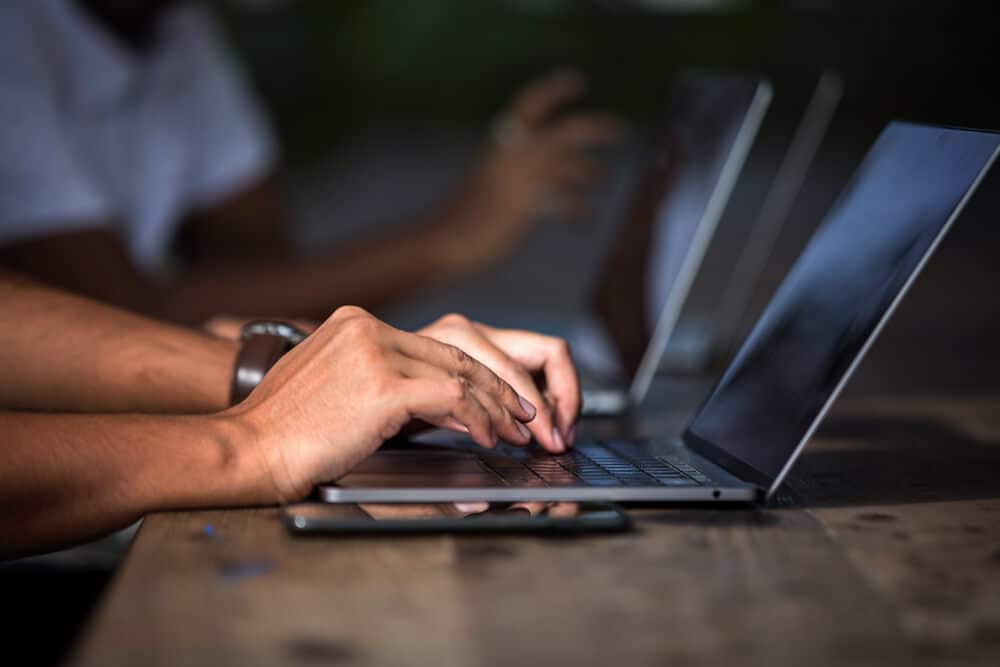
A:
[763, 134, 1000, 499]
[322, 486, 757, 504]
[714, 70, 843, 352]
[628, 80, 773, 406]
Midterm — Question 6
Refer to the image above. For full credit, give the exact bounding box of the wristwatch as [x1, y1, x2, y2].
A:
[229, 320, 309, 406]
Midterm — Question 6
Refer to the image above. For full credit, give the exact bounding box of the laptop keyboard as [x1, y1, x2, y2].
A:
[479, 441, 708, 488]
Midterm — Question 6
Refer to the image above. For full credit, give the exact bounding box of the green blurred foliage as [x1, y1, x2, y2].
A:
[214, 0, 771, 163]
[214, 1, 1000, 166]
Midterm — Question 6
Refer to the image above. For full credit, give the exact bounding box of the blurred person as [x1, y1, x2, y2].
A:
[0, 270, 581, 557]
[0, 0, 621, 325]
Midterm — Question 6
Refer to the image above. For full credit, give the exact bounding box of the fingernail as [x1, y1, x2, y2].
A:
[516, 421, 532, 443]
[551, 427, 566, 453]
[565, 424, 577, 446]
[455, 502, 489, 514]
[518, 395, 537, 420]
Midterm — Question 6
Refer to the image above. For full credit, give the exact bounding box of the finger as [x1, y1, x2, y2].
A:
[544, 114, 624, 150]
[547, 502, 581, 518]
[403, 415, 470, 435]
[466, 381, 533, 446]
[419, 323, 565, 453]
[507, 69, 587, 130]
[475, 326, 581, 444]
[394, 357, 531, 447]
[396, 376, 496, 449]
[453, 502, 490, 515]
[361, 504, 447, 520]
[394, 355, 531, 446]
[492, 362, 563, 452]
[396, 332, 535, 423]
[508, 501, 549, 516]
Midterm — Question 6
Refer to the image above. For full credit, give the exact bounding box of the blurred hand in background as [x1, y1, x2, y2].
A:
[430, 70, 625, 275]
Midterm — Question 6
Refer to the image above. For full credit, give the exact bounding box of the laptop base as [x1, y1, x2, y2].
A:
[318, 437, 759, 504]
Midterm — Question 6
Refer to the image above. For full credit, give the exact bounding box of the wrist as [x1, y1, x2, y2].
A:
[120, 411, 278, 515]
[206, 409, 287, 506]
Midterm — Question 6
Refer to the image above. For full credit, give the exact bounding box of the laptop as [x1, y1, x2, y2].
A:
[321, 122, 1000, 504]
[673, 70, 844, 372]
[578, 72, 773, 416]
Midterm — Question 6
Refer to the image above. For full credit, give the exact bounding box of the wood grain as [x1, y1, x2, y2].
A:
[70, 395, 1000, 666]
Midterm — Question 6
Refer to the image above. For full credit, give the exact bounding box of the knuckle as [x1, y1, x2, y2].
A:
[339, 312, 379, 340]
[493, 372, 513, 397]
[438, 313, 471, 329]
[444, 377, 467, 403]
[549, 337, 572, 357]
[331, 305, 369, 321]
[446, 344, 471, 368]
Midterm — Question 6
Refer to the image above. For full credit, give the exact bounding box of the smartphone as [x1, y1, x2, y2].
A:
[283, 501, 631, 535]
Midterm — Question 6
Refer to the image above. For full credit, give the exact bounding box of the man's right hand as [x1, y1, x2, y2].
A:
[229, 306, 537, 503]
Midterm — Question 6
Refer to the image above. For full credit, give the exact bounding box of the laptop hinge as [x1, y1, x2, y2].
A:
[682, 430, 774, 490]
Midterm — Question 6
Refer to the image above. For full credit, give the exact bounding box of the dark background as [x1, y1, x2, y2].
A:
[8, 1, 1000, 664]
[214, 0, 1000, 393]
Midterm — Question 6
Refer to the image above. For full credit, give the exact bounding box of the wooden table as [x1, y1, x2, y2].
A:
[70, 393, 1000, 666]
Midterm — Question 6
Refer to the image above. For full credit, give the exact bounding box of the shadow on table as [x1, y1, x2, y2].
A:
[624, 413, 1000, 526]
[784, 414, 1000, 508]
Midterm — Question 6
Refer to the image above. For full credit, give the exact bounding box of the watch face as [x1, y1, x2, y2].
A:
[240, 320, 308, 345]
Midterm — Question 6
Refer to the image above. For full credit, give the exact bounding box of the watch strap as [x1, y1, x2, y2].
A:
[229, 321, 307, 406]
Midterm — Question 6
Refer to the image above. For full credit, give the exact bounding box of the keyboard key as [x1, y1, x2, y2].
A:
[584, 478, 623, 486]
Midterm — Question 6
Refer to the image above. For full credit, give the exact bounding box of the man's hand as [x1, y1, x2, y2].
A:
[231, 307, 538, 502]
[432, 69, 624, 274]
[417, 313, 580, 453]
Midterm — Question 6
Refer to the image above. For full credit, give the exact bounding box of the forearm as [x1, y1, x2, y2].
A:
[0, 410, 267, 559]
[160, 215, 465, 323]
[0, 274, 236, 413]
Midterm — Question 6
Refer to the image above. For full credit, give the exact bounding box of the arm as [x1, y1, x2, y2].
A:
[0, 306, 540, 558]
[0, 271, 235, 413]
[0, 72, 621, 323]
[0, 205, 463, 326]
[593, 131, 681, 377]
[0, 410, 258, 558]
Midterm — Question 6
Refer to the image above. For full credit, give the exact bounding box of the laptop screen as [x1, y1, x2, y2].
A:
[685, 122, 1000, 490]
[584, 74, 768, 386]
[644, 75, 765, 331]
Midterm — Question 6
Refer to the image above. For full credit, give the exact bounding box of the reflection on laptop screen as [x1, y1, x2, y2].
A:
[686, 123, 1000, 486]
[578, 74, 767, 385]
[645, 75, 764, 326]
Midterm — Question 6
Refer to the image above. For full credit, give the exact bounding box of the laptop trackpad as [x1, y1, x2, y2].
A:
[337, 448, 506, 488]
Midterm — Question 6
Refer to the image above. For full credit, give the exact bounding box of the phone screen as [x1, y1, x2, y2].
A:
[284, 502, 630, 534]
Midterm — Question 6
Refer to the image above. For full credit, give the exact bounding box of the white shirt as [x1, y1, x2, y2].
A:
[0, 0, 276, 274]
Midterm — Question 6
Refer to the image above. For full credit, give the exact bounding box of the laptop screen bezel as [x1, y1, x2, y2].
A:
[678, 122, 1000, 498]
